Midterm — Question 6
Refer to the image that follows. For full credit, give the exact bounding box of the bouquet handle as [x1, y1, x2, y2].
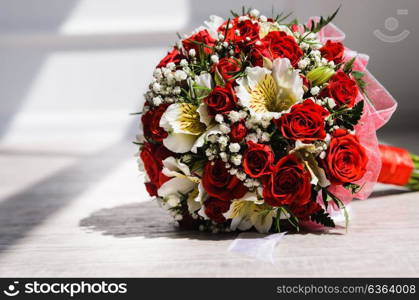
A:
[378, 144, 419, 190]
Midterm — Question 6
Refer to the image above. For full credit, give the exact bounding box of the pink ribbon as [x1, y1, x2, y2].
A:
[316, 20, 397, 204]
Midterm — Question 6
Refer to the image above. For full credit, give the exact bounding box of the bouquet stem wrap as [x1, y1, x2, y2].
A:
[378, 144, 419, 190]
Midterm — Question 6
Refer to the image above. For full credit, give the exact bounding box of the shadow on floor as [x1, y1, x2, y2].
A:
[79, 199, 351, 239]
[79, 200, 238, 241]
[369, 188, 413, 198]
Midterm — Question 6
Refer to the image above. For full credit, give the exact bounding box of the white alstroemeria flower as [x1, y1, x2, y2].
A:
[188, 183, 207, 215]
[162, 156, 200, 184]
[162, 157, 191, 177]
[223, 193, 276, 233]
[290, 141, 331, 188]
[193, 72, 213, 126]
[259, 22, 294, 39]
[190, 125, 222, 153]
[235, 57, 304, 119]
[160, 103, 207, 153]
[157, 177, 195, 201]
[204, 15, 225, 40]
[158, 157, 200, 208]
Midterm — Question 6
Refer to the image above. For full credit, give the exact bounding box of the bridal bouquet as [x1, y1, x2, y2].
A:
[135, 8, 417, 233]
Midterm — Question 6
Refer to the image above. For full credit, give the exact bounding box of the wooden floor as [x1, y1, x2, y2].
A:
[0, 135, 418, 277]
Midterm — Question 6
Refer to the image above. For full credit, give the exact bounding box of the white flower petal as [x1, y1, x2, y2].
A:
[253, 212, 275, 234]
[197, 103, 212, 126]
[157, 177, 195, 198]
[191, 125, 222, 153]
[187, 185, 204, 214]
[245, 66, 271, 90]
[162, 156, 191, 177]
[271, 57, 304, 102]
[159, 103, 185, 134]
[204, 15, 225, 39]
[163, 132, 197, 153]
[195, 72, 213, 90]
[237, 217, 254, 231]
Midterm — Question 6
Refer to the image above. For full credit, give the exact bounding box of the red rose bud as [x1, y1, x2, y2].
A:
[220, 19, 260, 46]
[141, 104, 169, 142]
[243, 141, 274, 178]
[182, 29, 216, 55]
[290, 24, 302, 33]
[300, 75, 310, 92]
[323, 130, 368, 185]
[263, 154, 312, 207]
[275, 99, 329, 143]
[229, 121, 247, 142]
[321, 71, 358, 107]
[140, 142, 172, 196]
[204, 84, 237, 116]
[320, 40, 344, 64]
[291, 201, 322, 220]
[202, 160, 248, 201]
[157, 48, 183, 68]
[251, 31, 303, 67]
[214, 57, 241, 81]
[204, 197, 231, 223]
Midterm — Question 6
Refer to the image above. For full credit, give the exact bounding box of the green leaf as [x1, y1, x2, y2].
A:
[352, 71, 368, 94]
[282, 207, 300, 231]
[214, 67, 226, 87]
[310, 208, 335, 227]
[230, 10, 239, 18]
[333, 100, 364, 130]
[309, 6, 341, 33]
[343, 182, 362, 194]
[276, 12, 293, 23]
[321, 188, 329, 210]
[324, 189, 349, 230]
[223, 18, 231, 41]
[351, 71, 364, 79]
[343, 57, 356, 73]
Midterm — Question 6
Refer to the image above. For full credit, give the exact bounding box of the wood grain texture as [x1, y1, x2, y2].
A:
[0, 144, 418, 277]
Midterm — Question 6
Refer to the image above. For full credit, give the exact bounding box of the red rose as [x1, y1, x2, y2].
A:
[321, 71, 358, 107]
[229, 121, 247, 142]
[141, 104, 169, 142]
[291, 201, 321, 220]
[140, 142, 173, 196]
[214, 57, 241, 81]
[251, 31, 303, 67]
[263, 154, 312, 207]
[274, 99, 329, 143]
[243, 141, 274, 178]
[323, 129, 368, 185]
[157, 48, 182, 68]
[204, 84, 237, 116]
[320, 40, 344, 64]
[300, 74, 310, 90]
[182, 29, 216, 55]
[219, 18, 260, 46]
[202, 160, 248, 201]
[204, 197, 230, 223]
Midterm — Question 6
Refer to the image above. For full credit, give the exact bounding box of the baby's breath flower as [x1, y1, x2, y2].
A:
[211, 54, 219, 64]
[310, 86, 320, 96]
[229, 143, 240, 153]
[174, 70, 187, 81]
[215, 114, 224, 123]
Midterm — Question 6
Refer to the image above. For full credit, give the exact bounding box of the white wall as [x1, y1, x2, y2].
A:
[0, 0, 417, 151]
